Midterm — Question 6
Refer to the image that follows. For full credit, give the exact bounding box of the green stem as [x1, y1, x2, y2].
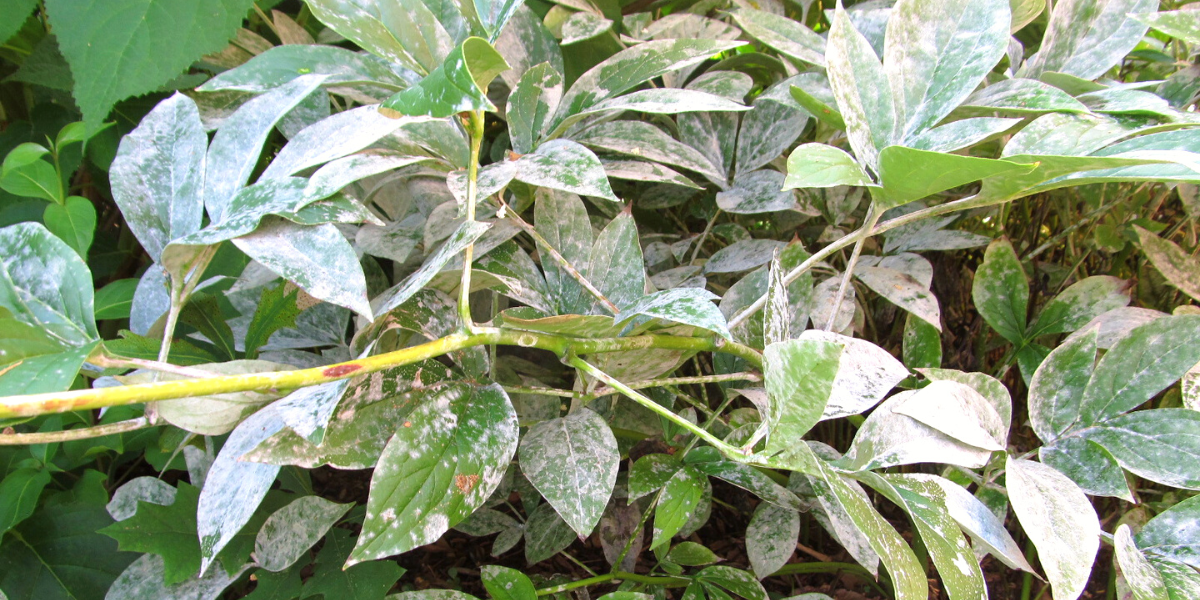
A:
[535, 571, 689, 596]
[0, 417, 152, 445]
[824, 205, 880, 331]
[568, 356, 746, 458]
[459, 109, 486, 332]
[0, 328, 760, 420]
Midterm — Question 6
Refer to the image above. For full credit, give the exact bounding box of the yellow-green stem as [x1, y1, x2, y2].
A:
[459, 109, 486, 331]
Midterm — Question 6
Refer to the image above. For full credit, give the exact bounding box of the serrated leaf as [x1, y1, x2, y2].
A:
[884, 0, 1010, 140]
[826, 7, 896, 170]
[178, 294, 236, 361]
[519, 409, 618, 538]
[351, 383, 518, 564]
[652, 466, 706, 549]
[1006, 457, 1099, 600]
[44, 0, 256, 127]
[783, 144, 872, 190]
[972, 237, 1029, 345]
[514, 139, 617, 201]
[1078, 315, 1200, 425]
[382, 37, 509, 118]
[255, 496, 351, 572]
[99, 482, 202, 585]
[746, 503, 798, 579]
[1023, 0, 1157, 80]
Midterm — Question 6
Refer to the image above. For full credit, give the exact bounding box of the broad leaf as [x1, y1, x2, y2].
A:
[617, 288, 731, 339]
[876, 146, 1032, 208]
[1134, 226, 1200, 303]
[1131, 10, 1200, 45]
[0, 222, 98, 347]
[481, 566, 538, 600]
[652, 466, 706, 549]
[784, 144, 872, 189]
[797, 330, 908, 420]
[382, 37, 509, 118]
[826, 7, 896, 169]
[350, 383, 518, 564]
[255, 496, 351, 572]
[891, 380, 1007, 451]
[42, 195, 95, 258]
[972, 237, 1028, 345]
[854, 265, 941, 330]
[1138, 494, 1200, 568]
[729, 8, 825, 67]
[260, 106, 419, 180]
[963, 78, 1089, 114]
[1006, 457, 1099, 600]
[303, 0, 419, 70]
[1114, 524, 1170, 600]
[520, 409, 619, 538]
[514, 139, 617, 201]
[574, 121, 724, 184]
[534, 189, 592, 314]
[0, 468, 52, 535]
[100, 482, 203, 585]
[44, 0, 256, 127]
[928, 476, 1035, 573]
[884, 0, 1010, 140]
[105, 553, 247, 600]
[1029, 276, 1131, 337]
[507, 63, 562, 155]
[197, 44, 416, 94]
[586, 212, 646, 313]
[303, 528, 404, 599]
[762, 339, 842, 451]
[1081, 409, 1200, 490]
[1023, 0, 1157, 80]
[1029, 328, 1096, 443]
[839, 391, 994, 471]
[906, 117, 1021, 153]
[745, 503, 799, 579]
[373, 220, 492, 315]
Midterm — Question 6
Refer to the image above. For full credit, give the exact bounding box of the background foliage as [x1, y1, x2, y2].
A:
[2, 0, 1200, 599]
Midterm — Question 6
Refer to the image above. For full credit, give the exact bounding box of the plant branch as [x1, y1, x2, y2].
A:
[496, 196, 620, 315]
[535, 571, 689, 596]
[0, 328, 760, 420]
[459, 110, 486, 332]
[568, 355, 747, 457]
[0, 417, 152, 445]
[824, 204, 880, 331]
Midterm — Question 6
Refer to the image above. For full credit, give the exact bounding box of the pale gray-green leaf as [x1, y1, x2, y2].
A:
[746, 503, 799, 579]
[586, 212, 646, 312]
[963, 78, 1090, 114]
[729, 7, 825, 67]
[618, 288, 731, 339]
[855, 265, 941, 331]
[507, 63, 562, 155]
[928, 476, 1035, 573]
[373, 220, 492, 315]
[1023, 0, 1157, 80]
[260, 106, 422, 180]
[797, 330, 909, 420]
[519, 409, 619, 538]
[763, 339, 842, 451]
[892, 380, 1006, 451]
[255, 496, 352, 572]
[906, 117, 1021, 153]
[1028, 328, 1097, 443]
[106, 553, 247, 600]
[1115, 524, 1171, 600]
[826, 7, 896, 169]
[514, 139, 618, 201]
[1134, 226, 1200, 303]
[574, 120, 724, 184]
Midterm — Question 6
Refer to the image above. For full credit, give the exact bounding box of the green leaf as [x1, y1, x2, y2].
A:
[695, 566, 767, 600]
[303, 0, 419, 70]
[1137, 494, 1200, 569]
[652, 466, 706, 549]
[245, 283, 303, 359]
[179, 294, 237, 362]
[574, 120, 724, 184]
[799, 330, 909, 421]
[520, 409, 619, 538]
[1152, 557, 1200, 600]
[729, 8, 825, 67]
[1115, 524, 1171, 600]
[1081, 409, 1200, 490]
[902, 313, 942, 369]
[1131, 10, 1200, 45]
[1134, 226, 1200, 303]
[689, 460, 803, 512]
[0, 468, 51, 535]
[667, 542, 719, 566]
[1042, 433, 1133, 500]
[104, 551, 248, 600]
[481, 566, 537, 600]
[0, 222, 98, 347]
[351, 383, 518, 564]
[1028, 328, 1096, 443]
[1006, 457, 1100, 600]
[783, 144, 872, 189]
[762, 339, 842, 452]
[0, 341, 98, 397]
[826, 6, 896, 170]
[876, 146, 1033, 208]
[99, 482, 202, 585]
[0, 494, 136, 600]
[1022, 0, 1157, 80]
[507, 63, 562, 155]
[789, 84, 846, 130]
[514, 140, 617, 201]
[1030, 276, 1131, 337]
[533, 189, 592, 314]
[302, 527, 404, 600]
[586, 212, 646, 313]
[109, 93, 207, 263]
[255, 496, 351, 572]
[41, 196, 95, 258]
[884, 0, 1010, 140]
[745, 503, 799, 579]
[628, 454, 682, 500]
[472, 0, 525, 43]
[617, 288, 731, 340]
[382, 37, 510, 118]
[373, 220, 492, 315]
[1078, 315, 1200, 424]
[0, 0, 37, 45]
[906, 117, 1021, 153]
[737, 97, 807, 175]
[868, 474, 988, 600]
[963, 78, 1090, 114]
[854, 265, 941, 331]
[0, 143, 61, 203]
[972, 237, 1029, 345]
[552, 39, 746, 127]
[44, 0, 254, 126]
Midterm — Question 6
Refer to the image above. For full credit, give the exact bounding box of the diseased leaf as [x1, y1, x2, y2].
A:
[519, 409, 619, 538]
[255, 496, 351, 572]
[745, 503, 798, 579]
[99, 482, 203, 585]
[1081, 409, 1200, 490]
[534, 188, 592, 315]
[797, 330, 908, 420]
[260, 106, 419, 180]
[382, 37, 510, 118]
[891, 380, 1007, 451]
[0, 222, 98, 348]
[1023, 0, 1157, 80]
[1138, 494, 1200, 569]
[1131, 10, 1200, 45]
[1029, 328, 1097, 443]
[586, 212, 646, 313]
[653, 467, 707, 549]
[1031, 276, 1131, 337]
[839, 391, 994, 471]
[482, 566, 538, 600]
[1115, 524, 1170, 600]
[197, 44, 415, 95]
[514, 139, 617, 201]
[524, 501, 576, 564]
[373, 220, 492, 315]
[963, 78, 1089, 114]
[507, 63, 562, 155]
[906, 117, 1021, 153]
[574, 120, 724, 184]
[826, 7, 896, 169]
[350, 383, 518, 564]
[104, 552, 247, 600]
[972, 237, 1029, 345]
[618, 288, 730, 339]
[1134, 226, 1200, 303]
[928, 476, 1035, 573]
[762, 339, 842, 451]
[729, 8, 825, 67]
[1006, 457, 1100, 600]
[854, 265, 941, 330]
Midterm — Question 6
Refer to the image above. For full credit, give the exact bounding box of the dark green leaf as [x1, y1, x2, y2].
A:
[382, 37, 510, 118]
[302, 527, 404, 599]
[99, 482, 202, 585]
[971, 237, 1028, 345]
[42, 196, 95, 258]
[0, 468, 51, 535]
[1079, 315, 1200, 424]
[482, 566, 538, 600]
[245, 283, 303, 359]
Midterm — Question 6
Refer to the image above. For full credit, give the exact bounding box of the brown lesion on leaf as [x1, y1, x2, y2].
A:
[454, 473, 480, 494]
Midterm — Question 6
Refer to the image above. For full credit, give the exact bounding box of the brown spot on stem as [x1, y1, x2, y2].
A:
[454, 474, 479, 494]
[323, 364, 362, 378]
